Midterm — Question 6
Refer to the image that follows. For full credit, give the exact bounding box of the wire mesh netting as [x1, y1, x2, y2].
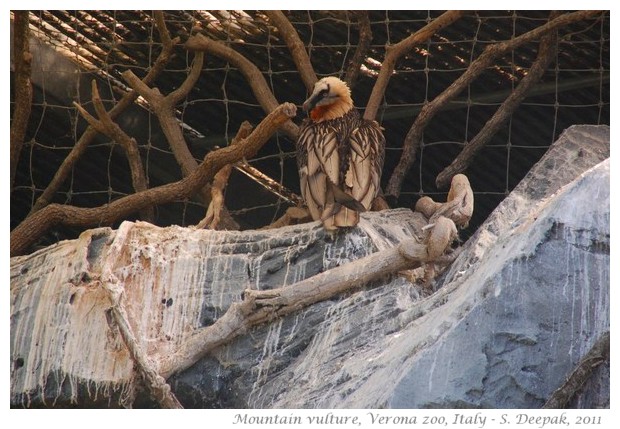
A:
[10, 10, 610, 251]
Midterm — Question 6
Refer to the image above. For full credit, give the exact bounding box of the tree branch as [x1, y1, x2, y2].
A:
[157, 236, 456, 378]
[10, 103, 298, 256]
[385, 10, 604, 198]
[435, 12, 559, 189]
[344, 11, 372, 89]
[185, 32, 299, 140]
[120, 51, 204, 180]
[364, 11, 464, 121]
[196, 121, 253, 229]
[167, 51, 204, 106]
[74, 80, 154, 222]
[10, 11, 33, 191]
[543, 331, 610, 409]
[264, 10, 317, 92]
[30, 11, 178, 214]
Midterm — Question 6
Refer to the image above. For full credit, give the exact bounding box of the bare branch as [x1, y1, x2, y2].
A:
[185, 32, 299, 140]
[11, 103, 298, 256]
[73, 80, 154, 222]
[197, 121, 254, 229]
[543, 331, 610, 409]
[364, 11, 464, 121]
[121, 53, 204, 181]
[10, 11, 33, 190]
[167, 51, 204, 106]
[435, 13, 559, 189]
[157, 236, 449, 378]
[344, 11, 372, 89]
[30, 12, 179, 214]
[153, 11, 172, 46]
[385, 10, 604, 198]
[264, 10, 317, 92]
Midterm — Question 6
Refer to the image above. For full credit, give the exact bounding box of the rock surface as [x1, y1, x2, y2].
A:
[10, 125, 609, 408]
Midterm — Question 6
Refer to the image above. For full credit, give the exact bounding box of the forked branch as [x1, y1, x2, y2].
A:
[74, 80, 153, 222]
[121, 52, 204, 176]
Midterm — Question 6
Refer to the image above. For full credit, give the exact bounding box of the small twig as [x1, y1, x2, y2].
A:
[157, 237, 432, 378]
[435, 12, 559, 189]
[344, 11, 372, 89]
[185, 33, 299, 140]
[264, 11, 317, 92]
[197, 121, 253, 229]
[364, 11, 464, 121]
[11, 103, 298, 256]
[30, 11, 178, 214]
[385, 10, 604, 198]
[10, 11, 33, 191]
[73, 81, 154, 222]
[543, 331, 610, 409]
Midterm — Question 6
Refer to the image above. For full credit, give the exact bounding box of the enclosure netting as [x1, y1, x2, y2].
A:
[10, 11, 609, 250]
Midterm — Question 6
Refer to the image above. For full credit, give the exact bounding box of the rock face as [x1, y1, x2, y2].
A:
[10, 125, 609, 408]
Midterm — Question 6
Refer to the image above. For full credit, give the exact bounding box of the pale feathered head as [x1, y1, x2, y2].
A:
[302, 77, 354, 122]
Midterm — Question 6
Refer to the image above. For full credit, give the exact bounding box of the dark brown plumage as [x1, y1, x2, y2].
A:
[297, 77, 385, 231]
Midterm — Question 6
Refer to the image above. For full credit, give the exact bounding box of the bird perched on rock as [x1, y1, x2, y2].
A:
[297, 76, 385, 231]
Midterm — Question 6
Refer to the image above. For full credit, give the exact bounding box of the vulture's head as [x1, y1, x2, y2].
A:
[302, 76, 354, 122]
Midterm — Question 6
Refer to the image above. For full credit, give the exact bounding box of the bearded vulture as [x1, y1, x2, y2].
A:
[297, 76, 385, 231]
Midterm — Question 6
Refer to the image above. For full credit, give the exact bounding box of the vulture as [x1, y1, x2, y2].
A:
[297, 76, 385, 231]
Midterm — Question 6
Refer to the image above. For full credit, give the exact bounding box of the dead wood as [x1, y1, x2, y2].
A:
[74, 80, 154, 222]
[10, 103, 298, 257]
[264, 11, 317, 92]
[30, 11, 177, 214]
[157, 237, 458, 378]
[364, 11, 465, 121]
[385, 10, 604, 198]
[196, 121, 254, 229]
[543, 331, 610, 409]
[10, 11, 33, 191]
[101, 223, 183, 408]
[344, 11, 372, 89]
[185, 32, 299, 140]
[435, 12, 560, 189]
[121, 52, 204, 179]
[416, 174, 474, 229]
